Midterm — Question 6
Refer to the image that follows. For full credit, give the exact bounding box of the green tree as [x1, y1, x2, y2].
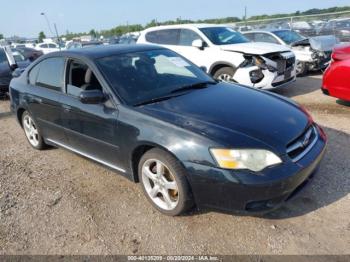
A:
[38, 31, 46, 43]
[89, 29, 97, 38]
[0, 33, 3, 40]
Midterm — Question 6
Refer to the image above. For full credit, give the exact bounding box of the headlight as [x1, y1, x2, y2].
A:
[210, 149, 282, 172]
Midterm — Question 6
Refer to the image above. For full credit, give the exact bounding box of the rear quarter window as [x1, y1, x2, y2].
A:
[145, 29, 180, 45]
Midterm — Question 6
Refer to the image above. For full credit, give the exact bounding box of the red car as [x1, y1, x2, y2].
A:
[322, 44, 350, 101]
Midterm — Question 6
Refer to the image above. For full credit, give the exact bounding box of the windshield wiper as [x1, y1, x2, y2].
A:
[134, 94, 181, 107]
[170, 81, 217, 94]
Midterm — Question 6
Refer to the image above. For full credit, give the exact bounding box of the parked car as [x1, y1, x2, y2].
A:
[243, 30, 338, 76]
[291, 21, 317, 37]
[322, 44, 350, 102]
[0, 46, 29, 95]
[66, 41, 103, 50]
[137, 24, 296, 90]
[9, 45, 327, 215]
[35, 42, 60, 54]
[318, 18, 350, 42]
[118, 35, 138, 45]
[13, 47, 43, 61]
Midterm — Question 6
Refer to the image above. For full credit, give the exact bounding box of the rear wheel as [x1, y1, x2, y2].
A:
[22, 111, 46, 150]
[213, 67, 237, 83]
[138, 148, 194, 216]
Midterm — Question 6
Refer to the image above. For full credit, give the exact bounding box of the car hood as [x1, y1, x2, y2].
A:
[136, 83, 309, 154]
[220, 42, 290, 55]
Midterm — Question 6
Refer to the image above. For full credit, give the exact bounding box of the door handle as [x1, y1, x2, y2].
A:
[62, 105, 72, 112]
[33, 97, 42, 103]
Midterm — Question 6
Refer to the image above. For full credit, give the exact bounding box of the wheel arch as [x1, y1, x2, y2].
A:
[130, 142, 186, 183]
[209, 62, 237, 76]
[16, 107, 26, 127]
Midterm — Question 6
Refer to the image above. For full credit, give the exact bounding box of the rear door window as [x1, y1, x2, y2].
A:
[36, 57, 65, 91]
[145, 29, 180, 45]
[254, 33, 279, 44]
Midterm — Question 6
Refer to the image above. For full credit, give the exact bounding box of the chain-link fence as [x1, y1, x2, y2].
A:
[231, 11, 350, 42]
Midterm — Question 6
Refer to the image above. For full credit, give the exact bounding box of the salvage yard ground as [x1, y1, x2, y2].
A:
[0, 74, 349, 255]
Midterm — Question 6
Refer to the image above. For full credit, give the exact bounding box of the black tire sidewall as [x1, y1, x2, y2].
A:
[213, 67, 236, 81]
[138, 148, 193, 216]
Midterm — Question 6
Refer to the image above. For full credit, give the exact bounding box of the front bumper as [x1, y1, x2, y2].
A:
[184, 126, 327, 214]
[234, 66, 296, 90]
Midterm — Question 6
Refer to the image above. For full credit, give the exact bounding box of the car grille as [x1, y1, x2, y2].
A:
[264, 52, 296, 75]
[286, 125, 318, 162]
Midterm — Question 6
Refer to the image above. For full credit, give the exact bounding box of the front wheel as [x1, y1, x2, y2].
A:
[213, 67, 237, 83]
[138, 148, 194, 216]
[296, 61, 308, 76]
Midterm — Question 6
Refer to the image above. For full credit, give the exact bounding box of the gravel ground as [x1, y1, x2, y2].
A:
[0, 75, 349, 255]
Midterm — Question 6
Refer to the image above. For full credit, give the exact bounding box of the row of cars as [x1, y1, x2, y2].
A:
[236, 17, 350, 42]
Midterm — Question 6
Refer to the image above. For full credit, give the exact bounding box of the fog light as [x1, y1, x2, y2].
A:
[249, 69, 264, 84]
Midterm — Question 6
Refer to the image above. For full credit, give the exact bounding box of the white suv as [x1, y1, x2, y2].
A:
[138, 24, 296, 89]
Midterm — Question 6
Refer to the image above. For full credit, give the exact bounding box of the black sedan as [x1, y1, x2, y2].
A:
[1, 47, 29, 95]
[9, 45, 327, 216]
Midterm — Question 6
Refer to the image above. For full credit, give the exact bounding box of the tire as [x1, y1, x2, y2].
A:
[138, 148, 194, 216]
[21, 111, 46, 150]
[213, 67, 237, 83]
[296, 61, 307, 77]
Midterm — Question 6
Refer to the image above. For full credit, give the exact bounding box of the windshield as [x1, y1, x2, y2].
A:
[96, 49, 214, 105]
[273, 30, 305, 45]
[200, 27, 250, 45]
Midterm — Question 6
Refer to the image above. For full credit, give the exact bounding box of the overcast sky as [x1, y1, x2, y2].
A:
[1, 0, 349, 38]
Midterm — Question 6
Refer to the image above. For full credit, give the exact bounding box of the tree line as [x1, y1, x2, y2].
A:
[60, 5, 350, 40]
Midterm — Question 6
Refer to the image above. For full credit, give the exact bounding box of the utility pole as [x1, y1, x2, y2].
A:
[40, 12, 54, 37]
[54, 23, 61, 50]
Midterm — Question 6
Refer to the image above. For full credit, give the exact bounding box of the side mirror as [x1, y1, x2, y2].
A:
[79, 89, 106, 104]
[192, 39, 205, 49]
[12, 68, 24, 78]
[199, 66, 207, 72]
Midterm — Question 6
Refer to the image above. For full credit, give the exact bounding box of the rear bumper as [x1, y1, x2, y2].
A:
[184, 126, 327, 214]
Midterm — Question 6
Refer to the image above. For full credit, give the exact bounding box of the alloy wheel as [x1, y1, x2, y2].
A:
[217, 73, 234, 83]
[23, 115, 39, 147]
[141, 159, 179, 211]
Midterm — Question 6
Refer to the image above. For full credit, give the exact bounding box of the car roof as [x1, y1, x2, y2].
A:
[243, 29, 291, 34]
[144, 23, 232, 31]
[46, 44, 165, 59]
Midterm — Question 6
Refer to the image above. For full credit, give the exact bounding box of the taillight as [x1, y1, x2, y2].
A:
[300, 105, 314, 123]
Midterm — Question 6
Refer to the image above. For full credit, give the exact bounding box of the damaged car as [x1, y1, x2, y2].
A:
[137, 24, 296, 90]
[243, 30, 339, 76]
